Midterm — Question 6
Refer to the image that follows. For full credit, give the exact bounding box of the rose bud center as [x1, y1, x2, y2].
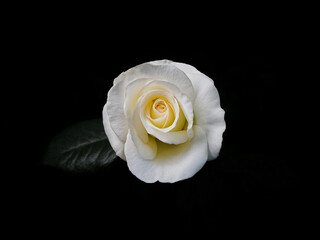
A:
[149, 98, 175, 128]
[155, 101, 167, 113]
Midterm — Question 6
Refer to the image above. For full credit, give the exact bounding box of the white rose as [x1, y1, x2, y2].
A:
[102, 60, 226, 183]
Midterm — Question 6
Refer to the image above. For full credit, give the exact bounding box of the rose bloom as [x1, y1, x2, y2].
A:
[103, 60, 226, 183]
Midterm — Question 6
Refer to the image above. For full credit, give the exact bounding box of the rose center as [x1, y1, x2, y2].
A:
[146, 97, 176, 128]
[155, 101, 167, 113]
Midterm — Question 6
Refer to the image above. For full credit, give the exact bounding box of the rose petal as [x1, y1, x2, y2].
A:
[172, 62, 217, 96]
[124, 60, 195, 101]
[173, 62, 226, 160]
[193, 84, 225, 160]
[123, 78, 152, 143]
[129, 128, 157, 160]
[105, 78, 128, 142]
[102, 104, 125, 159]
[124, 126, 208, 183]
[124, 78, 153, 120]
[145, 128, 190, 145]
[130, 95, 158, 159]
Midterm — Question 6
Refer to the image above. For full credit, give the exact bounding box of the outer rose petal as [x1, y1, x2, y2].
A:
[194, 84, 225, 160]
[124, 126, 208, 183]
[102, 104, 125, 159]
[120, 60, 195, 101]
[105, 75, 128, 143]
[173, 62, 226, 160]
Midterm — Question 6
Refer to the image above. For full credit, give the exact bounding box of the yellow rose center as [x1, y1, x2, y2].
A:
[142, 91, 187, 133]
[145, 97, 175, 128]
[155, 101, 167, 113]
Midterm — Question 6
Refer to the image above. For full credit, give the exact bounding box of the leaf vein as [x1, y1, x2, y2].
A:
[61, 136, 107, 154]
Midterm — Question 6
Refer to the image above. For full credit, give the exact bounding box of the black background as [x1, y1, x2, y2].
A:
[11, 14, 306, 236]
